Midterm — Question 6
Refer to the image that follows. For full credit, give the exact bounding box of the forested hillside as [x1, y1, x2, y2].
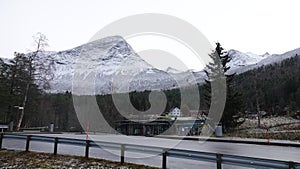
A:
[0, 54, 299, 131]
[236, 54, 300, 115]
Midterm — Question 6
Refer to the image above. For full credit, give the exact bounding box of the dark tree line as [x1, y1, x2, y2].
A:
[236, 54, 300, 116]
[0, 53, 43, 128]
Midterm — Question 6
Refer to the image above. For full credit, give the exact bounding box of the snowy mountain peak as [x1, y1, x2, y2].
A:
[165, 67, 182, 74]
[47, 36, 204, 94]
[68, 36, 139, 62]
[262, 52, 270, 57]
[49, 36, 159, 94]
[227, 49, 265, 67]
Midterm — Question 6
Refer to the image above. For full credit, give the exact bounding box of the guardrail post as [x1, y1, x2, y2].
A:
[162, 149, 167, 169]
[288, 161, 295, 169]
[216, 153, 222, 169]
[54, 137, 58, 155]
[120, 144, 125, 164]
[0, 134, 3, 149]
[25, 135, 31, 152]
[85, 140, 90, 158]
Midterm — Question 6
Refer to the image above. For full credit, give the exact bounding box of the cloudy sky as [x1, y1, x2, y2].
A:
[1, 0, 299, 65]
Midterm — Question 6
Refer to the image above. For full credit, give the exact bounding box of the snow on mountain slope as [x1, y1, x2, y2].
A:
[51, 36, 151, 94]
[2, 35, 299, 94]
[1, 58, 11, 64]
[47, 36, 202, 94]
[230, 48, 300, 74]
[225, 49, 268, 74]
[227, 49, 267, 67]
[258, 48, 300, 65]
[59, 43, 300, 94]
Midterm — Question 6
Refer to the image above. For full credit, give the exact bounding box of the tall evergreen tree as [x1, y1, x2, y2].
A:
[204, 42, 243, 132]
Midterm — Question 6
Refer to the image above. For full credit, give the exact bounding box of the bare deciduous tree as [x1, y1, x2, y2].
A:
[16, 32, 56, 131]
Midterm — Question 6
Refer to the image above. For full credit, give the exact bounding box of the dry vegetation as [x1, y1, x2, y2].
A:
[225, 116, 300, 140]
[0, 150, 159, 169]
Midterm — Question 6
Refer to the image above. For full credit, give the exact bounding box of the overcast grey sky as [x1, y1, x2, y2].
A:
[1, 0, 300, 60]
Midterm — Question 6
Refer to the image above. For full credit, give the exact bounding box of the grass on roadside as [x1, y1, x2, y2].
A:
[0, 150, 159, 169]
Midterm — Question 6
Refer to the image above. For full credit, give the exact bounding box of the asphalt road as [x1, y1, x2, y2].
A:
[2, 133, 300, 169]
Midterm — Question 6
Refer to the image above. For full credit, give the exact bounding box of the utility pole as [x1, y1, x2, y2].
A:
[254, 65, 261, 128]
[256, 92, 261, 128]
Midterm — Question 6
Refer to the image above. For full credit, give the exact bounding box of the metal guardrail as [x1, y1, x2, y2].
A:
[0, 134, 299, 169]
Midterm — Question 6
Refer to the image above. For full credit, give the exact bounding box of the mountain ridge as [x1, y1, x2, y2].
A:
[2, 36, 300, 94]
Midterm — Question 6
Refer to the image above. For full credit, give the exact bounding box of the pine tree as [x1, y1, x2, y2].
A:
[0, 58, 12, 123]
[204, 42, 243, 132]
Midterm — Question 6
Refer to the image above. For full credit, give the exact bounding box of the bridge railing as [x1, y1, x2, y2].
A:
[0, 133, 299, 169]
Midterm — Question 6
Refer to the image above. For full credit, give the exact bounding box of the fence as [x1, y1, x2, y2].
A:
[0, 134, 299, 169]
